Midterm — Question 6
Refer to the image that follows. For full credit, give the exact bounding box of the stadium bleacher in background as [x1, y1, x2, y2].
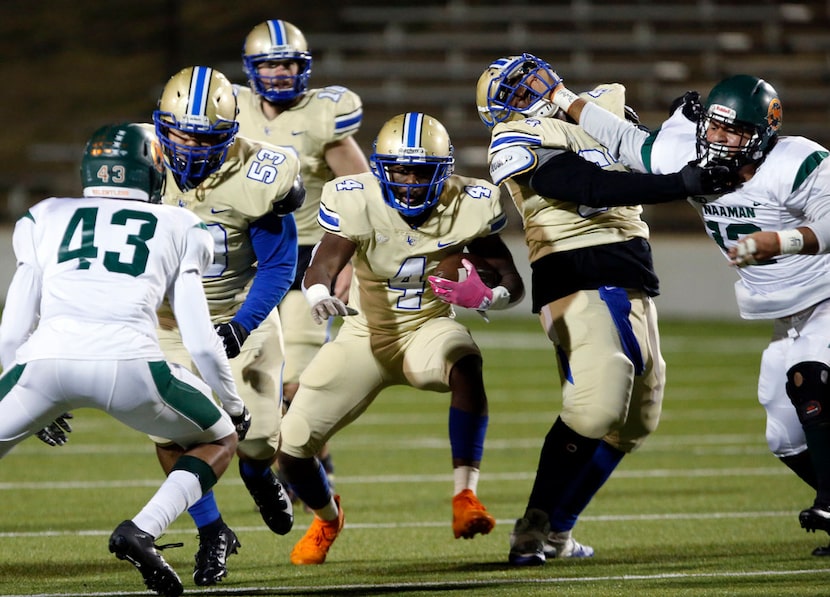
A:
[3, 0, 829, 233]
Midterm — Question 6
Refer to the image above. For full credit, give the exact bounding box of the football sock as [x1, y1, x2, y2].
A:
[526, 417, 600, 514]
[283, 457, 332, 511]
[779, 450, 818, 490]
[187, 490, 221, 529]
[449, 406, 488, 462]
[549, 440, 625, 531]
[239, 459, 272, 482]
[803, 427, 830, 505]
[453, 465, 481, 495]
[135, 470, 202, 539]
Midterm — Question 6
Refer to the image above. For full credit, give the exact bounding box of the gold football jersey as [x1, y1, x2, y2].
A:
[490, 84, 649, 264]
[318, 172, 506, 334]
[235, 85, 363, 246]
[159, 135, 300, 322]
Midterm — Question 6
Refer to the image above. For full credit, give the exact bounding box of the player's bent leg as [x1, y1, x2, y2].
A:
[786, 361, 830, 532]
[238, 457, 294, 535]
[278, 452, 343, 565]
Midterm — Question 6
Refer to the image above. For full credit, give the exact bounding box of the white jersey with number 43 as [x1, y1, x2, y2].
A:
[10, 197, 212, 362]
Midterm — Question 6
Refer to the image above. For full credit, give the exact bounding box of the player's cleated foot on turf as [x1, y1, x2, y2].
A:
[193, 523, 241, 586]
[812, 542, 830, 556]
[290, 495, 344, 565]
[109, 520, 183, 597]
[452, 489, 496, 539]
[241, 464, 294, 535]
[543, 529, 594, 559]
[508, 508, 550, 566]
[799, 504, 830, 533]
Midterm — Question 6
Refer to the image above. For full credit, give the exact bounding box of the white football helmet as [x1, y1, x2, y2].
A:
[153, 66, 239, 191]
[242, 19, 312, 104]
[370, 113, 455, 217]
[476, 53, 561, 128]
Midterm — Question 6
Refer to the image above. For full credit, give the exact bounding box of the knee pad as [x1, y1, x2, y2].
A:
[786, 361, 830, 430]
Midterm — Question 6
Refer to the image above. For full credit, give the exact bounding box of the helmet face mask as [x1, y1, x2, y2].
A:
[243, 19, 312, 104]
[80, 123, 165, 203]
[370, 113, 455, 217]
[696, 74, 782, 169]
[153, 66, 239, 192]
[476, 53, 560, 128]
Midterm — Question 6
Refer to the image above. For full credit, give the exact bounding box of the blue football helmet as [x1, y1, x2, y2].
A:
[476, 53, 562, 128]
[370, 113, 455, 218]
[242, 20, 312, 104]
[153, 66, 239, 191]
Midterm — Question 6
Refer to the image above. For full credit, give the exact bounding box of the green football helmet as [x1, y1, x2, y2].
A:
[80, 123, 165, 203]
[696, 74, 782, 169]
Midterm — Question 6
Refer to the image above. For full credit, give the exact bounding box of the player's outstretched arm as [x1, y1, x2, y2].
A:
[302, 232, 358, 324]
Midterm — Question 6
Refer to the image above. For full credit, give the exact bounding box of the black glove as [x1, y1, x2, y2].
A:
[680, 160, 738, 196]
[230, 407, 252, 441]
[35, 412, 73, 447]
[215, 321, 249, 358]
[669, 90, 703, 122]
[273, 175, 306, 216]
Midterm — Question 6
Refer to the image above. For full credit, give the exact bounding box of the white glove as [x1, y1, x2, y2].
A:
[304, 283, 356, 324]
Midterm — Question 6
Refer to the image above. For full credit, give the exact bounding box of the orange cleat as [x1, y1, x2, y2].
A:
[290, 495, 344, 565]
[452, 489, 496, 539]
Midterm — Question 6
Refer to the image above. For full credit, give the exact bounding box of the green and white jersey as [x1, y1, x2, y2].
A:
[235, 85, 363, 246]
[318, 172, 506, 334]
[9, 197, 212, 361]
[160, 135, 300, 322]
[489, 84, 649, 265]
[581, 102, 830, 319]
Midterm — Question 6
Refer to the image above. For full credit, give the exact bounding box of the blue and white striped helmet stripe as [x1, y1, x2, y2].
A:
[403, 112, 424, 149]
[268, 19, 288, 46]
[187, 66, 212, 118]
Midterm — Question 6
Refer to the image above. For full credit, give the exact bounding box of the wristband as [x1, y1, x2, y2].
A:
[777, 229, 804, 255]
[487, 286, 511, 311]
[551, 87, 580, 113]
[303, 283, 331, 307]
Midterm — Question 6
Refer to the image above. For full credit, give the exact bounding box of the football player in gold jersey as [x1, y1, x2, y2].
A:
[275, 112, 525, 566]
[150, 66, 304, 586]
[478, 55, 668, 566]
[235, 19, 371, 492]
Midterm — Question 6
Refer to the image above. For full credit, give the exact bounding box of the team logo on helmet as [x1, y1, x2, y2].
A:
[767, 98, 782, 131]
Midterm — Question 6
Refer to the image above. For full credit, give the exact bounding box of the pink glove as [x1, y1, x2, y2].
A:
[428, 259, 494, 310]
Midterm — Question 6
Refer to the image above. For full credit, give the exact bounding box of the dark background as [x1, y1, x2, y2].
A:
[3, 0, 829, 232]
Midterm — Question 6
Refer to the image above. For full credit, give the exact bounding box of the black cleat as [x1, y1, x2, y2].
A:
[109, 520, 183, 597]
[241, 464, 294, 535]
[799, 505, 830, 533]
[193, 523, 240, 586]
[812, 543, 830, 556]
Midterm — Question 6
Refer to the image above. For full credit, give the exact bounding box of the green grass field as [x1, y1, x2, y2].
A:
[2, 316, 829, 596]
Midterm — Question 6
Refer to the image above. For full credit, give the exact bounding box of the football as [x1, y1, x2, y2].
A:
[433, 252, 501, 287]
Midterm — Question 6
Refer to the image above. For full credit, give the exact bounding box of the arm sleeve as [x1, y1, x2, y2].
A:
[172, 268, 244, 416]
[800, 158, 830, 253]
[0, 263, 40, 369]
[527, 150, 689, 207]
[0, 217, 42, 369]
[580, 102, 651, 170]
[232, 211, 298, 332]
